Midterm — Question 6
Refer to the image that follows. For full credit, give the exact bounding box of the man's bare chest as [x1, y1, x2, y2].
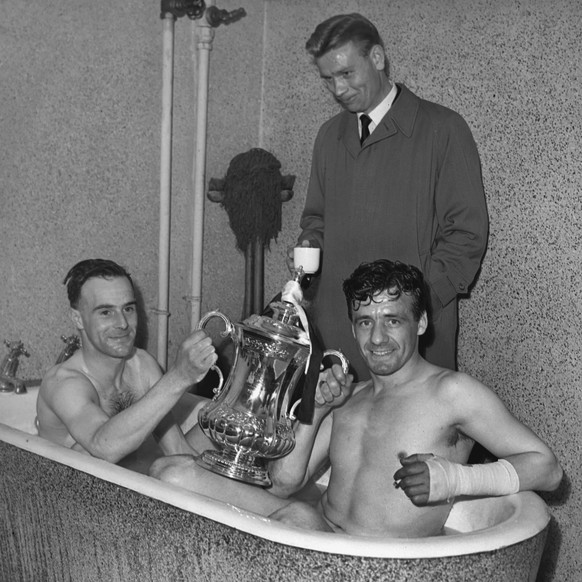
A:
[329, 393, 469, 468]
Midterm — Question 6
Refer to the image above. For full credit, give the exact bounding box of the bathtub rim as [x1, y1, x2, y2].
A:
[0, 421, 550, 559]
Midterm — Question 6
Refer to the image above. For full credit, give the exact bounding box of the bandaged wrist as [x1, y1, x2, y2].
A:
[426, 456, 520, 503]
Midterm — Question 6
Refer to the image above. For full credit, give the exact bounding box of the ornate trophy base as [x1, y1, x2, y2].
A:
[196, 449, 271, 487]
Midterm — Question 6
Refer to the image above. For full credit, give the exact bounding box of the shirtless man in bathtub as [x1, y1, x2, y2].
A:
[266, 259, 563, 536]
[37, 258, 329, 527]
[36, 258, 218, 474]
[150, 259, 562, 536]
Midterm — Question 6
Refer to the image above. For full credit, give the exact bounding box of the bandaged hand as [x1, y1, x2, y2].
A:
[393, 453, 520, 506]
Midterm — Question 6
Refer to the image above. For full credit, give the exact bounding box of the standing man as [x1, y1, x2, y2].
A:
[37, 258, 217, 473]
[291, 13, 488, 379]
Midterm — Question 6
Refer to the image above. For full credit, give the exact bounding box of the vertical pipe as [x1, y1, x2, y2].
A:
[157, 14, 175, 369]
[243, 245, 254, 319]
[253, 240, 264, 313]
[189, 6, 215, 331]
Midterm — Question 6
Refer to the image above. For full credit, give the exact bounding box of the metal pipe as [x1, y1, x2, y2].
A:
[156, 13, 176, 369]
[188, 3, 216, 331]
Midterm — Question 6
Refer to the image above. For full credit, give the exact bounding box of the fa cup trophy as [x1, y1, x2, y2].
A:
[196, 248, 348, 486]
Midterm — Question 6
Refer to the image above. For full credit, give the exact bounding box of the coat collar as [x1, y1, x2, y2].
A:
[339, 84, 420, 157]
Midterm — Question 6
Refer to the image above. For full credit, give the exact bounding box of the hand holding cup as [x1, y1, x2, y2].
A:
[293, 246, 321, 274]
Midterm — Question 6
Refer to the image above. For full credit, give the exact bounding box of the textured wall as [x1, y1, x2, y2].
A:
[1, 0, 580, 580]
[0, 1, 164, 369]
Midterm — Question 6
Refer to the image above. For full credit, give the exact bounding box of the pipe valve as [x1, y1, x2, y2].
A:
[206, 6, 246, 27]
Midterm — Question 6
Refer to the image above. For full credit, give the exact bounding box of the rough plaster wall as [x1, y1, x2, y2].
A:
[1, 1, 580, 580]
[0, 1, 163, 370]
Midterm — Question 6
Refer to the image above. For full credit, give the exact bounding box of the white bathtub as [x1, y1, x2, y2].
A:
[0, 384, 551, 581]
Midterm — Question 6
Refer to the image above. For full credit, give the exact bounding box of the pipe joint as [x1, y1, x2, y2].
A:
[196, 22, 216, 50]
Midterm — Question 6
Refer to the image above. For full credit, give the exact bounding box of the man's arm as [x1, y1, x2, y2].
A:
[297, 126, 329, 250]
[456, 375, 562, 491]
[48, 331, 216, 463]
[394, 373, 562, 505]
[284, 128, 327, 273]
[425, 113, 489, 313]
[269, 364, 354, 497]
[152, 410, 196, 456]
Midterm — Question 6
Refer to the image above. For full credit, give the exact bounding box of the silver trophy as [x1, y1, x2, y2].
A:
[196, 286, 348, 486]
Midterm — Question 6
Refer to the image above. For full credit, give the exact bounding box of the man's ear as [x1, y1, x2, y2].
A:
[69, 308, 83, 331]
[370, 44, 386, 71]
[417, 311, 428, 336]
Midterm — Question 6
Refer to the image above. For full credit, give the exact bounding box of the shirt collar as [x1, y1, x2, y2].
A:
[359, 83, 398, 132]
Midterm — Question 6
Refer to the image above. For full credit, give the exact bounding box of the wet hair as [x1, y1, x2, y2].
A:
[343, 260, 428, 321]
[306, 13, 389, 75]
[63, 259, 133, 308]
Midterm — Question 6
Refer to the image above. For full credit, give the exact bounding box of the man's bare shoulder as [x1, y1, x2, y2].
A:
[429, 366, 495, 410]
[433, 367, 487, 390]
[39, 354, 98, 402]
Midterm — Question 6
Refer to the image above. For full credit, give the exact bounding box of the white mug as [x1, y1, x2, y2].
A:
[293, 247, 321, 274]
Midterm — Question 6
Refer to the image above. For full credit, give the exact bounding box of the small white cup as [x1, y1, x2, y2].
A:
[293, 247, 321, 274]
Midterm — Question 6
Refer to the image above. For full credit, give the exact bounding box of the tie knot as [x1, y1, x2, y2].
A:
[360, 114, 372, 145]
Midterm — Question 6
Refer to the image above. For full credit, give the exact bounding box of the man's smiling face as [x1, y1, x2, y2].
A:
[351, 289, 427, 376]
[316, 41, 388, 114]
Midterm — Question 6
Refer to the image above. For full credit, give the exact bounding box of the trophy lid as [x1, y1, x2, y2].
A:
[241, 301, 309, 346]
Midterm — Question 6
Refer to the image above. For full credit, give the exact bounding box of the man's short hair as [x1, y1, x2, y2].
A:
[343, 259, 428, 321]
[63, 259, 133, 308]
[306, 13, 388, 74]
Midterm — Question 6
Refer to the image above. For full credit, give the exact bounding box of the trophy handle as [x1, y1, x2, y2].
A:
[289, 349, 350, 420]
[197, 310, 233, 396]
[321, 349, 349, 374]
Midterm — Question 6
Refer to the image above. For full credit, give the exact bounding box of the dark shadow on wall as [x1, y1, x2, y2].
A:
[133, 284, 149, 351]
[536, 471, 571, 582]
[466, 445, 570, 582]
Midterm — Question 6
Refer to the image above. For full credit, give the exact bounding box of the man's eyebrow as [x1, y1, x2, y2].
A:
[321, 66, 350, 78]
[352, 313, 370, 323]
[353, 309, 401, 322]
[93, 300, 137, 312]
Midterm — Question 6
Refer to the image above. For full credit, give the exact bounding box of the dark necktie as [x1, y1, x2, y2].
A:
[360, 114, 372, 145]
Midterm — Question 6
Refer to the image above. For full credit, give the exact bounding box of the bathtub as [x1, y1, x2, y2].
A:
[0, 385, 550, 582]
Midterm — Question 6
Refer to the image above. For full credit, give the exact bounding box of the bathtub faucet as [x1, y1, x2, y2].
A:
[0, 339, 30, 394]
[55, 335, 81, 364]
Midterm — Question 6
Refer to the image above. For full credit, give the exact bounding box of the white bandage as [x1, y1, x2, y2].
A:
[426, 456, 520, 503]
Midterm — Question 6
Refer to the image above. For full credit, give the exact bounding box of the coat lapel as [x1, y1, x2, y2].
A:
[338, 84, 420, 155]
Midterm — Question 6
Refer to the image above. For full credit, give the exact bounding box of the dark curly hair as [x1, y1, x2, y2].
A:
[63, 259, 133, 308]
[343, 259, 428, 321]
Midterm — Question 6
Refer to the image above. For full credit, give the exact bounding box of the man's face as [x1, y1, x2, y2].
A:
[316, 41, 387, 114]
[72, 276, 137, 360]
[351, 289, 427, 376]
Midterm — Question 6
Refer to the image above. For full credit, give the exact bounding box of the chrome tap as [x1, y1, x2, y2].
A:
[0, 340, 30, 394]
[55, 335, 81, 364]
